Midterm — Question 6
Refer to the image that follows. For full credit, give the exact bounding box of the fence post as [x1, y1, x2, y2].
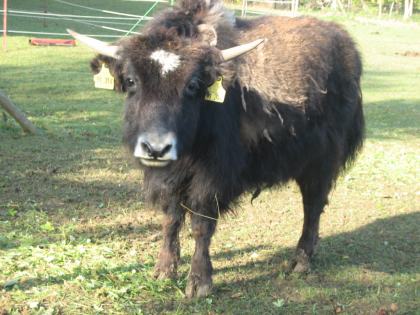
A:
[3, 0, 7, 52]
[0, 89, 43, 136]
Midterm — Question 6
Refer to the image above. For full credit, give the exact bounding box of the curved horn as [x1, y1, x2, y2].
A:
[220, 38, 266, 62]
[67, 29, 118, 58]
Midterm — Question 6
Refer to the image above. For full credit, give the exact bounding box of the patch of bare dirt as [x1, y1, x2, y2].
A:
[394, 51, 420, 57]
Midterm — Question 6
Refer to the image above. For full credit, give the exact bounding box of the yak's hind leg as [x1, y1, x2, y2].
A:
[185, 214, 217, 298]
[152, 199, 183, 280]
[285, 161, 336, 273]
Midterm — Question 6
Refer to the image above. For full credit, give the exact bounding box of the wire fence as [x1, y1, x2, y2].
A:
[2, 1, 418, 45]
[1, 0, 171, 49]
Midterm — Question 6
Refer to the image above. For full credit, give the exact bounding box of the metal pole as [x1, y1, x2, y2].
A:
[44, 0, 47, 27]
[3, 0, 7, 52]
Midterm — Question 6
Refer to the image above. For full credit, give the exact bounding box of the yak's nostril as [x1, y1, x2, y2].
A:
[141, 142, 153, 156]
[160, 144, 172, 158]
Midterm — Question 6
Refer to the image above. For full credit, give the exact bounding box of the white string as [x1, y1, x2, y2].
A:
[4, 13, 135, 26]
[0, 30, 123, 37]
[8, 70, 89, 74]
[47, 12, 142, 34]
[1, 10, 152, 21]
[54, 0, 148, 18]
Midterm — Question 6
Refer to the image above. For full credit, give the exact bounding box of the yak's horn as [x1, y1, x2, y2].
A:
[67, 29, 118, 58]
[220, 38, 266, 62]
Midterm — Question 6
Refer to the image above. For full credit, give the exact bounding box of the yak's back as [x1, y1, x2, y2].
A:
[235, 16, 362, 112]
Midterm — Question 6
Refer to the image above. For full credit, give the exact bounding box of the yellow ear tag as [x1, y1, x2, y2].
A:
[205, 76, 226, 103]
[94, 64, 115, 90]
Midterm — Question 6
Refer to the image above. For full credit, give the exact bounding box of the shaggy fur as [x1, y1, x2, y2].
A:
[89, 0, 364, 298]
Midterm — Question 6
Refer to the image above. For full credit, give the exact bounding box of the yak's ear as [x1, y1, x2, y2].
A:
[90, 54, 124, 93]
[215, 62, 236, 89]
[197, 24, 217, 46]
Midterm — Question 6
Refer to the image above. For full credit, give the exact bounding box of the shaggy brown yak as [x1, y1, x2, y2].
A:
[68, 0, 364, 298]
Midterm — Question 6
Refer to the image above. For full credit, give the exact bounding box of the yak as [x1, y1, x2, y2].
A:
[68, 0, 364, 298]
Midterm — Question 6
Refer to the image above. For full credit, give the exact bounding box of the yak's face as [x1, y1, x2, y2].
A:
[119, 38, 217, 168]
[68, 28, 264, 168]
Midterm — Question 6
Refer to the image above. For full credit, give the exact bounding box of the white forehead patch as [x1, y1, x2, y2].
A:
[150, 50, 181, 75]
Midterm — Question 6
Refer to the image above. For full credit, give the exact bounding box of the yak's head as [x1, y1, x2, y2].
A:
[68, 28, 264, 168]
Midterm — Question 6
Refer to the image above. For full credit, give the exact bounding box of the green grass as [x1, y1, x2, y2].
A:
[1, 1, 420, 314]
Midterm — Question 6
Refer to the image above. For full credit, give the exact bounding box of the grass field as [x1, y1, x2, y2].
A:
[1, 1, 420, 314]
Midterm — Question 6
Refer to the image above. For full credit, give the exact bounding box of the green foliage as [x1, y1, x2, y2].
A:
[40, 221, 55, 232]
[273, 299, 285, 308]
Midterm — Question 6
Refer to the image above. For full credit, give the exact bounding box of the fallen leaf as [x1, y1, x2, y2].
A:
[379, 194, 392, 198]
[335, 306, 342, 313]
[29, 302, 39, 308]
[4, 278, 21, 288]
[390, 303, 399, 312]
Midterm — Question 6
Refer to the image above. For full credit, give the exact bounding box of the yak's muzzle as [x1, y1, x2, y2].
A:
[133, 132, 177, 167]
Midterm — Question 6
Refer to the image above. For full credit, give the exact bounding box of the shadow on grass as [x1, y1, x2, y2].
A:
[363, 96, 420, 140]
[213, 211, 420, 273]
[4, 211, 420, 288]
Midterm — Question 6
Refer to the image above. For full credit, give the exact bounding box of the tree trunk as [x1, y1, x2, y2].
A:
[379, 0, 382, 17]
[389, 1, 394, 17]
[409, 0, 414, 16]
[337, 0, 347, 15]
[403, 0, 409, 19]
[0, 89, 43, 135]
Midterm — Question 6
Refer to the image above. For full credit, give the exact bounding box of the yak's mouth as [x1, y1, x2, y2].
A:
[139, 158, 171, 167]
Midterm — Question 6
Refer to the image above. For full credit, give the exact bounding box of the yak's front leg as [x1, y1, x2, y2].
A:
[152, 200, 183, 280]
[185, 214, 217, 298]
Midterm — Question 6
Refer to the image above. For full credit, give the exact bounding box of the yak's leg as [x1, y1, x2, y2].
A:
[152, 200, 183, 280]
[285, 173, 333, 273]
[185, 214, 217, 298]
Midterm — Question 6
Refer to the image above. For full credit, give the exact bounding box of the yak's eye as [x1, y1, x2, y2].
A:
[186, 78, 200, 94]
[125, 78, 135, 87]
[187, 82, 197, 91]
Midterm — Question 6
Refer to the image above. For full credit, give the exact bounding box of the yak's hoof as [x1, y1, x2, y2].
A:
[185, 274, 212, 298]
[292, 261, 310, 273]
[152, 263, 177, 280]
[285, 248, 311, 274]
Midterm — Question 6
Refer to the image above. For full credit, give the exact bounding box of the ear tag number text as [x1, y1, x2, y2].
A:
[94, 64, 115, 90]
[205, 76, 226, 103]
